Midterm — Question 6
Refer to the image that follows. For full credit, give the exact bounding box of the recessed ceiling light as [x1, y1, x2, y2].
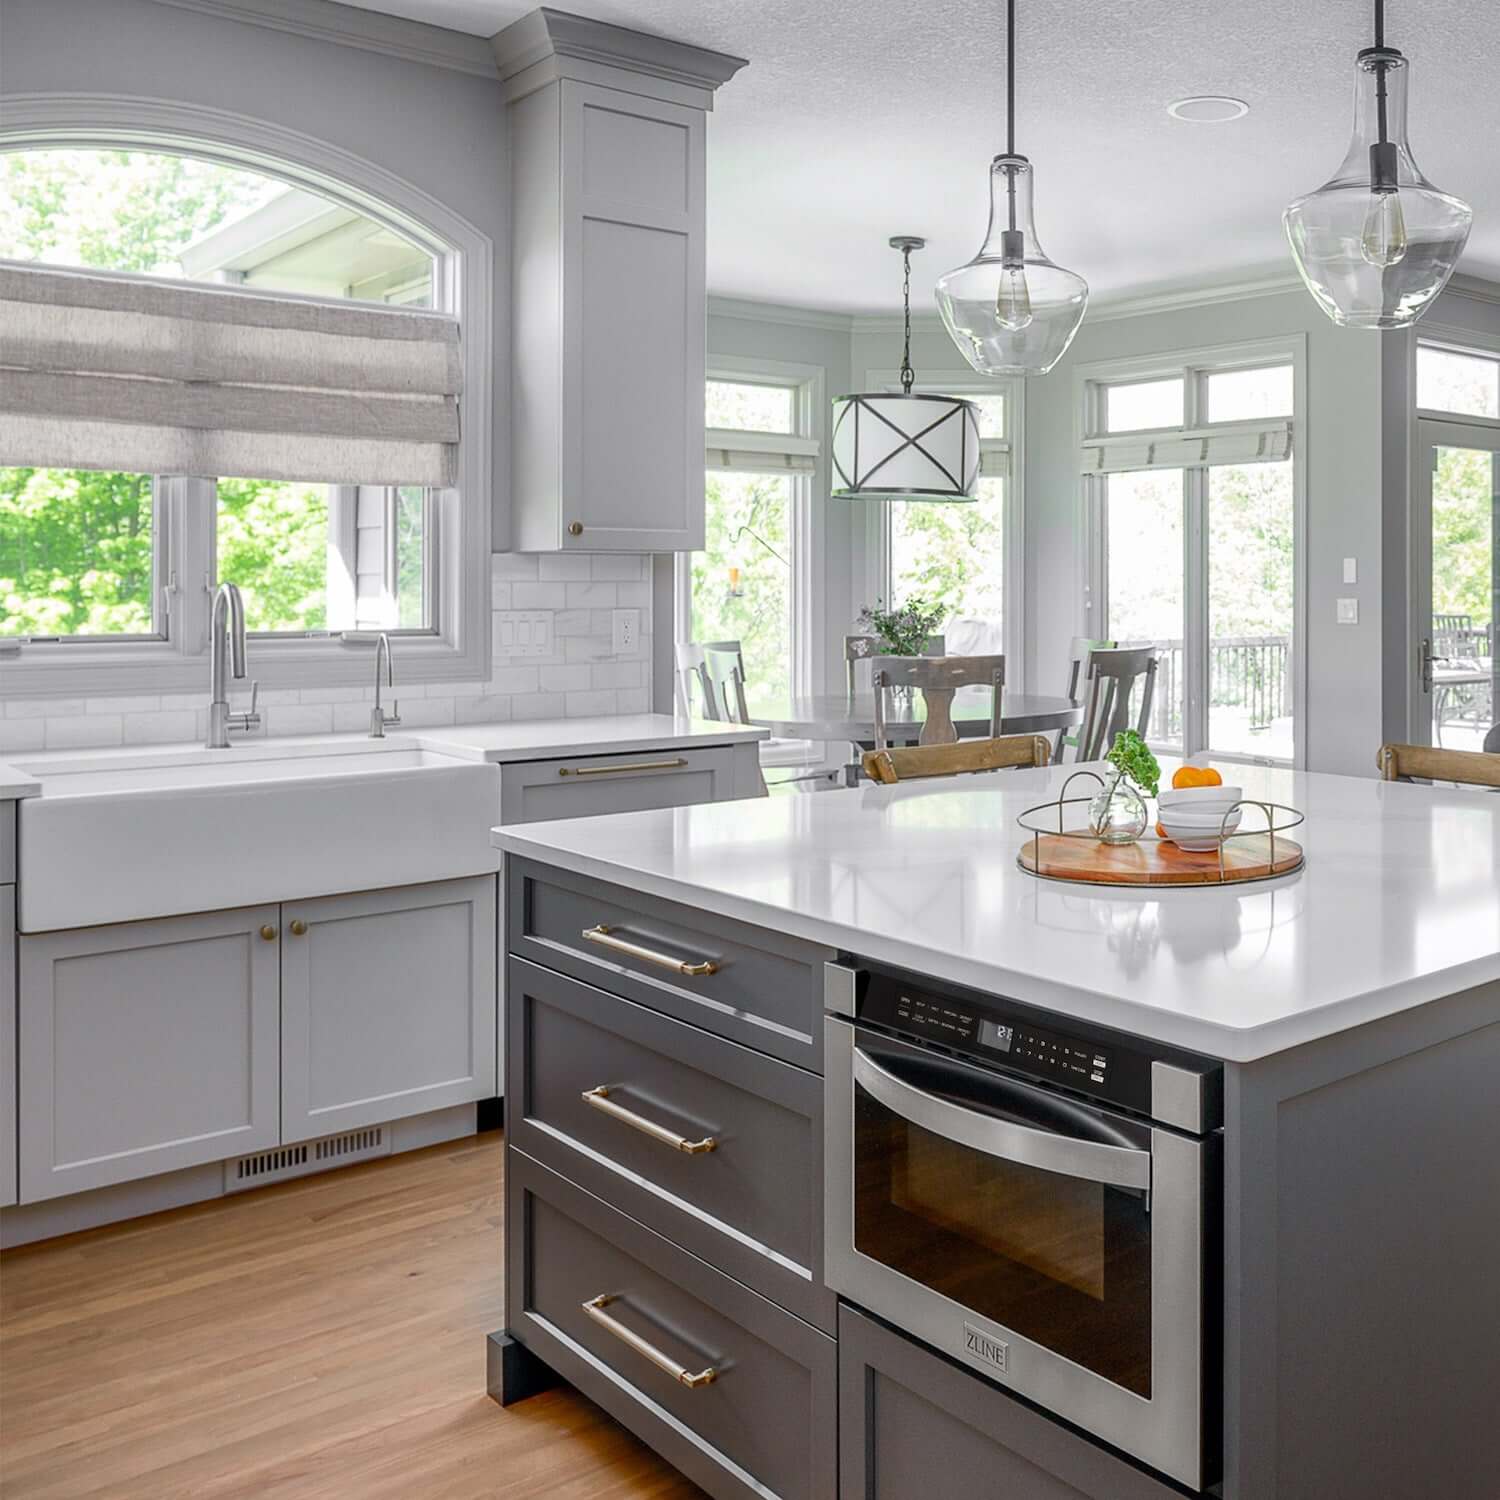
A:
[1167, 95, 1250, 123]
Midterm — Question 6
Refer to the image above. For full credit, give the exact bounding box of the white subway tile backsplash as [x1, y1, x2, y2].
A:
[564, 581, 616, 610]
[512, 581, 568, 610]
[0, 562, 655, 748]
[566, 689, 617, 717]
[45, 714, 123, 749]
[263, 703, 333, 737]
[0, 719, 45, 752]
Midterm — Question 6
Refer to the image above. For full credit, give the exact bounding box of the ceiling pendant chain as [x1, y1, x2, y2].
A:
[900, 242, 915, 395]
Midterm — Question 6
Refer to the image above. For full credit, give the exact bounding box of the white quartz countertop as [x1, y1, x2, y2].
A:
[411, 714, 766, 763]
[493, 761, 1500, 1062]
[0, 761, 40, 800]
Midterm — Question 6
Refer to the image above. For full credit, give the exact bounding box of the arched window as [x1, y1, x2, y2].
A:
[0, 135, 490, 697]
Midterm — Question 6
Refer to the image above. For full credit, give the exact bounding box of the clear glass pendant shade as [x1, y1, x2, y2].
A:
[936, 155, 1088, 376]
[1284, 50, 1471, 329]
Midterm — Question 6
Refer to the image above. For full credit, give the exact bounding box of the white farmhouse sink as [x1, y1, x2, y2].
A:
[15, 736, 501, 931]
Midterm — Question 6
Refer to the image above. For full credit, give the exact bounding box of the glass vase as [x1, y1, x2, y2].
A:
[1089, 775, 1148, 846]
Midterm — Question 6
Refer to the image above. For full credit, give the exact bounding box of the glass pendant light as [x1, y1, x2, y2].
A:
[831, 237, 980, 503]
[1284, 0, 1471, 329]
[935, 0, 1087, 376]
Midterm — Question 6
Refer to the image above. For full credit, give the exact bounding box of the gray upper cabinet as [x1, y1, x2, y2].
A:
[18, 906, 281, 1202]
[280, 877, 496, 1143]
[1, 887, 15, 1209]
[496, 9, 745, 553]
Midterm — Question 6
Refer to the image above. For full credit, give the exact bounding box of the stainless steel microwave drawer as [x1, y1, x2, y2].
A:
[507, 857, 835, 1072]
[507, 956, 833, 1332]
[499, 746, 737, 825]
[839, 1305, 1184, 1500]
[507, 1149, 837, 1500]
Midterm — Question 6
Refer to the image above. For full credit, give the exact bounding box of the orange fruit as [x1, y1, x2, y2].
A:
[1155, 822, 1171, 841]
[1171, 765, 1223, 790]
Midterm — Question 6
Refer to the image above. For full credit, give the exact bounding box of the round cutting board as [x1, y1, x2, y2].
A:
[1017, 832, 1303, 887]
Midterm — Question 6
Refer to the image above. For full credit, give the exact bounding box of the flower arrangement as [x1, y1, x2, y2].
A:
[855, 596, 947, 657]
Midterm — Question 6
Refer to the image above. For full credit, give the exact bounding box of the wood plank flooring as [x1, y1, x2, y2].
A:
[0, 1132, 706, 1499]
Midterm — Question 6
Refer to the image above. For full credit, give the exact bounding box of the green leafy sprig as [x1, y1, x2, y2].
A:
[1105, 730, 1160, 799]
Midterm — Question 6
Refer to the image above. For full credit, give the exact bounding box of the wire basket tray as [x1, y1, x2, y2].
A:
[1016, 771, 1306, 889]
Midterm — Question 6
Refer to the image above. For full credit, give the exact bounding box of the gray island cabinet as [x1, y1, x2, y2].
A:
[490, 760, 1500, 1500]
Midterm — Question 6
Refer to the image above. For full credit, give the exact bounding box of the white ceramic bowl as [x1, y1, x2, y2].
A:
[1158, 801, 1243, 851]
[1157, 783, 1242, 811]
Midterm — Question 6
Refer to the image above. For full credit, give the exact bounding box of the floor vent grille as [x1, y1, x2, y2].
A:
[225, 1126, 390, 1192]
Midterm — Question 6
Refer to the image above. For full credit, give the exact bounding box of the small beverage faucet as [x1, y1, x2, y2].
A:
[206, 582, 261, 749]
[370, 632, 401, 739]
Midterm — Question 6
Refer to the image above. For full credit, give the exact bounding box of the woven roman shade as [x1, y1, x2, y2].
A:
[705, 426, 819, 474]
[0, 262, 462, 486]
[1080, 419, 1293, 475]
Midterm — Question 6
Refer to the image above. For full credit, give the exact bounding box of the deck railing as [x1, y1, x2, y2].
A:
[1118, 635, 1292, 745]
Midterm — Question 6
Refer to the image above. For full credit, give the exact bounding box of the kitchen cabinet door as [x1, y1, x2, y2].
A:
[280, 877, 496, 1143]
[18, 907, 281, 1202]
[1, 888, 15, 1208]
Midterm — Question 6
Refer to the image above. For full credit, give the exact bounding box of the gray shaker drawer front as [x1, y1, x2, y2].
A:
[508, 858, 833, 1071]
[839, 1306, 1183, 1500]
[500, 746, 735, 824]
[508, 1149, 836, 1500]
[508, 957, 831, 1331]
[0, 803, 14, 884]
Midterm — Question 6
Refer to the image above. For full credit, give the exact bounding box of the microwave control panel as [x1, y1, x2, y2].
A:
[858, 971, 1155, 1115]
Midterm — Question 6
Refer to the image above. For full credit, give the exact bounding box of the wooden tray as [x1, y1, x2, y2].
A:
[1018, 832, 1304, 887]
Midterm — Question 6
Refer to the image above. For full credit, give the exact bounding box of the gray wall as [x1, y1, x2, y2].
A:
[0, 0, 510, 542]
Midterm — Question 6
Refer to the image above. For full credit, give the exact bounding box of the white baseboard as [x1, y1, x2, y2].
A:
[0, 1102, 484, 1249]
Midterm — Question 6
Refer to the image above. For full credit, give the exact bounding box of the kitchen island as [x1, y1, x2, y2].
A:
[490, 761, 1499, 1500]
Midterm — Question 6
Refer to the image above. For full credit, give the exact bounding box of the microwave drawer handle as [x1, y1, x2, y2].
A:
[582, 1086, 717, 1155]
[582, 1294, 718, 1388]
[581, 924, 719, 977]
[558, 758, 689, 777]
[852, 1047, 1151, 1191]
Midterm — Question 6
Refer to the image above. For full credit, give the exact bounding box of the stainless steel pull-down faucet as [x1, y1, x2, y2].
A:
[207, 582, 262, 749]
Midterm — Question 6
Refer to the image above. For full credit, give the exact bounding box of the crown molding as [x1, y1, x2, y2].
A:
[492, 7, 747, 107]
[148, 0, 500, 79]
[1445, 272, 1500, 308]
[707, 295, 853, 335]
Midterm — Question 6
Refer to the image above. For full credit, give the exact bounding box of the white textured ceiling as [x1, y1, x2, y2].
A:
[339, 0, 1500, 313]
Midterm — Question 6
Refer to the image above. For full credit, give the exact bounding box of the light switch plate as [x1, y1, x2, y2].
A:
[611, 608, 639, 655]
[1343, 557, 1358, 584]
[1337, 597, 1359, 625]
[493, 611, 552, 657]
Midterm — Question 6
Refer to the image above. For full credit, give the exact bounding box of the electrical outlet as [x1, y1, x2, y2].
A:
[612, 608, 639, 655]
[1336, 597, 1359, 625]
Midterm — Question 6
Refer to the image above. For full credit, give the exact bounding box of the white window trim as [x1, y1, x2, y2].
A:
[1412, 328, 1500, 433]
[0, 96, 493, 699]
[860, 371, 1026, 693]
[674, 356, 826, 702]
[1075, 335, 1309, 769]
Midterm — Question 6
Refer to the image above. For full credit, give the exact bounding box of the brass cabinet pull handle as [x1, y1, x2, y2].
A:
[581, 1294, 718, 1388]
[289, 919, 307, 937]
[558, 758, 688, 778]
[580, 924, 718, 977]
[259, 924, 277, 941]
[582, 1086, 717, 1155]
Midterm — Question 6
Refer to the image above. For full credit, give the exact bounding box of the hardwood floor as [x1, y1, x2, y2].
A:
[0, 1132, 706, 1499]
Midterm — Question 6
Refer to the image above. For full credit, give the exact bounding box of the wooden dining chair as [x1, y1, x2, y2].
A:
[1074, 646, 1159, 761]
[870, 654, 1004, 750]
[844, 632, 945, 698]
[1376, 742, 1500, 789]
[674, 640, 748, 721]
[1056, 635, 1114, 760]
[862, 733, 1050, 784]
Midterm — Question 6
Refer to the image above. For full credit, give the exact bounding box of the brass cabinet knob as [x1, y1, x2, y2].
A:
[259, 924, 277, 941]
[290, 919, 308, 937]
[568, 520, 584, 537]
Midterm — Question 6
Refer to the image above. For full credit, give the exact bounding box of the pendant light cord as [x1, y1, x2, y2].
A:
[899, 243, 914, 395]
[1005, 0, 1019, 233]
[1373, 0, 1390, 151]
[1374, 0, 1385, 49]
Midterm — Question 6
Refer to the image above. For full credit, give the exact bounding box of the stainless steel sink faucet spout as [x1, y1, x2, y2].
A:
[370, 632, 402, 739]
[207, 582, 261, 749]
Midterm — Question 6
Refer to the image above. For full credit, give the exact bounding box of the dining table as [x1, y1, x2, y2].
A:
[747, 688, 1084, 784]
